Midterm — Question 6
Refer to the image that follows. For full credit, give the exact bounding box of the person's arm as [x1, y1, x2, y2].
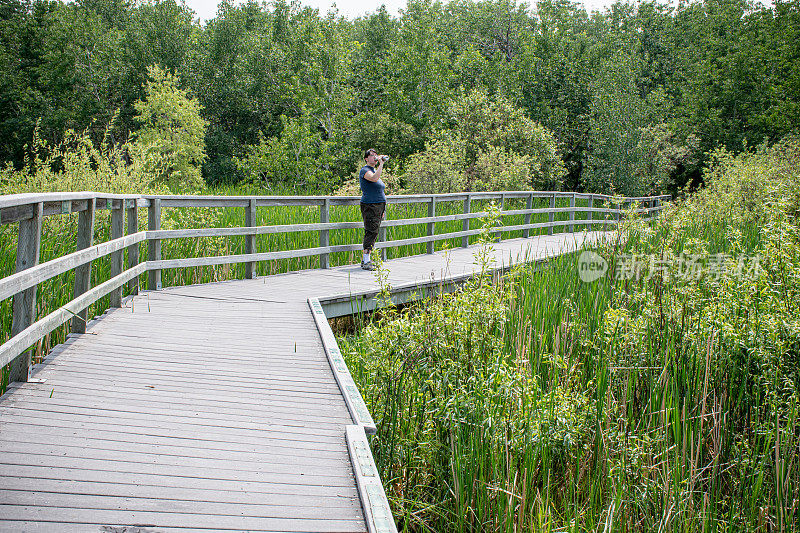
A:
[363, 157, 385, 183]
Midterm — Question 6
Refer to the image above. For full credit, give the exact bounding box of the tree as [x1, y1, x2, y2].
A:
[132, 65, 207, 189]
[404, 89, 565, 192]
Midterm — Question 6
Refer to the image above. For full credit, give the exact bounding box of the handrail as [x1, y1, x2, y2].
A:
[0, 190, 670, 384]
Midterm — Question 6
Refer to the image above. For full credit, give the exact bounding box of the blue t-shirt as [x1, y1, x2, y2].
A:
[359, 165, 386, 204]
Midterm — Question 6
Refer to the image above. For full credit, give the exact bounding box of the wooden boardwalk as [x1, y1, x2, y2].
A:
[0, 232, 606, 532]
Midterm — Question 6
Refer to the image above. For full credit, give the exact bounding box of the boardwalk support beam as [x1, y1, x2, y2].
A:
[126, 200, 140, 295]
[110, 200, 124, 307]
[148, 198, 162, 290]
[569, 193, 576, 233]
[462, 195, 471, 248]
[245, 198, 257, 278]
[9, 202, 42, 383]
[71, 198, 95, 333]
[320, 198, 330, 269]
[427, 196, 436, 254]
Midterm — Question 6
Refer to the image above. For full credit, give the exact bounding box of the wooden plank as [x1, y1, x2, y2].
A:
[308, 298, 375, 433]
[523, 193, 533, 238]
[0, 505, 365, 532]
[346, 425, 397, 533]
[0, 464, 356, 499]
[462, 194, 471, 248]
[0, 447, 354, 485]
[9, 202, 42, 383]
[71, 198, 95, 334]
[126, 201, 140, 295]
[569, 193, 575, 233]
[147, 198, 161, 291]
[548, 193, 555, 235]
[0, 489, 361, 520]
[0, 417, 347, 455]
[0, 411, 350, 448]
[6, 381, 346, 416]
[320, 198, 330, 269]
[4, 389, 352, 424]
[0, 478, 359, 508]
[426, 196, 436, 254]
[245, 198, 257, 279]
[0, 442, 354, 476]
[109, 202, 124, 307]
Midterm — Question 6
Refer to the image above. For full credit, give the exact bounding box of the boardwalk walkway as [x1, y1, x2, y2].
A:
[0, 231, 606, 532]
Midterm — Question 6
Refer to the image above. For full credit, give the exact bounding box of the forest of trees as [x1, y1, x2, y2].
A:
[1, 0, 798, 195]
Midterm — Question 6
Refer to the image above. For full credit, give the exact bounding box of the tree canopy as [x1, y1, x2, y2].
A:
[1, 0, 798, 195]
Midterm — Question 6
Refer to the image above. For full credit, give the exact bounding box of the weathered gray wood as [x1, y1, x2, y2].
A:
[548, 194, 556, 235]
[320, 198, 330, 269]
[569, 193, 576, 233]
[346, 425, 397, 533]
[109, 201, 124, 307]
[70, 198, 95, 334]
[427, 196, 436, 254]
[523, 193, 533, 238]
[9, 202, 43, 383]
[587, 195, 593, 224]
[0, 477, 360, 509]
[0, 232, 146, 304]
[462, 194, 471, 248]
[496, 193, 505, 241]
[148, 197, 162, 290]
[245, 198, 257, 279]
[126, 200, 140, 295]
[0, 264, 146, 369]
[379, 207, 388, 262]
[308, 298, 375, 434]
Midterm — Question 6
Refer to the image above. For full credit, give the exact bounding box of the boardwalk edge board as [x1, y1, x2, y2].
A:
[346, 425, 398, 533]
[307, 297, 377, 435]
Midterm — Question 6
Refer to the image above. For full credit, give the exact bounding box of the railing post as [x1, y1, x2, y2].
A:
[245, 198, 257, 278]
[615, 199, 622, 224]
[427, 195, 436, 254]
[126, 200, 139, 295]
[569, 193, 575, 233]
[148, 198, 162, 291]
[462, 194, 471, 248]
[379, 206, 388, 262]
[320, 198, 330, 269]
[109, 199, 124, 307]
[654, 197, 661, 219]
[71, 197, 96, 334]
[587, 195, 594, 227]
[496, 193, 505, 241]
[523, 193, 533, 238]
[9, 202, 43, 383]
[548, 194, 555, 235]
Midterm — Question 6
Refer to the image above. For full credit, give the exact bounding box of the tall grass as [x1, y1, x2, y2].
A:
[340, 138, 800, 531]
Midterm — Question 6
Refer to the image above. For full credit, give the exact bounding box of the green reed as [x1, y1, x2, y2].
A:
[339, 141, 800, 532]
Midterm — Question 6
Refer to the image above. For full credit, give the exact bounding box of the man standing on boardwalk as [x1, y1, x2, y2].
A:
[359, 148, 388, 270]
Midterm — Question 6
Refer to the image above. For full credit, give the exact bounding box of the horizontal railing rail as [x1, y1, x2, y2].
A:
[0, 190, 670, 385]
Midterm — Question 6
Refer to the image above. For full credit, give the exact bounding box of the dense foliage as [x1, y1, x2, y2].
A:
[1, 0, 798, 194]
[341, 138, 800, 530]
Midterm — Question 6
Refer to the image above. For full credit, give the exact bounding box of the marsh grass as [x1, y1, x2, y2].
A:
[339, 140, 800, 531]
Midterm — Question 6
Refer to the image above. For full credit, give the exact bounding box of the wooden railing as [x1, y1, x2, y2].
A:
[0, 190, 669, 384]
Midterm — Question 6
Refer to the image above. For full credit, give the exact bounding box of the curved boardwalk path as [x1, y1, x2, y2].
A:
[0, 232, 606, 532]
